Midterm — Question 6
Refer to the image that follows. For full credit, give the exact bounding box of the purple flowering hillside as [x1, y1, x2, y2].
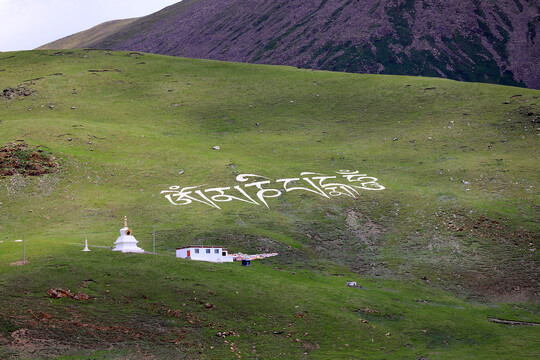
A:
[43, 0, 540, 88]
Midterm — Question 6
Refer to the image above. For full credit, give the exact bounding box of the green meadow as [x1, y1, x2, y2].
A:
[0, 50, 538, 359]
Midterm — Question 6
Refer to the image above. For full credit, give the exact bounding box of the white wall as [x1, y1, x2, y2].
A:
[176, 247, 234, 263]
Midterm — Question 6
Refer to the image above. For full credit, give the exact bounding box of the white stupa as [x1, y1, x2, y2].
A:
[112, 216, 145, 253]
[82, 236, 91, 252]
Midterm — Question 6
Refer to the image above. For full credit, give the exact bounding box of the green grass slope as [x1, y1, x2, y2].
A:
[0, 50, 538, 359]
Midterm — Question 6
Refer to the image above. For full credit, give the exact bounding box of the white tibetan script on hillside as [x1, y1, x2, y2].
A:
[161, 170, 385, 209]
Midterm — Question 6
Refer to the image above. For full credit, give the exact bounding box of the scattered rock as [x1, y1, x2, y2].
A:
[79, 279, 95, 288]
[359, 307, 379, 314]
[216, 330, 237, 338]
[47, 288, 70, 299]
[72, 292, 90, 301]
[47, 288, 91, 301]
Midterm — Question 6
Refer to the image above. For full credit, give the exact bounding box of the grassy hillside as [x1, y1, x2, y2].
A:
[0, 50, 538, 359]
[37, 19, 139, 51]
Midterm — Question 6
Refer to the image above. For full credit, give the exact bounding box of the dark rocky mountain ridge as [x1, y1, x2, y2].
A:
[41, 0, 540, 89]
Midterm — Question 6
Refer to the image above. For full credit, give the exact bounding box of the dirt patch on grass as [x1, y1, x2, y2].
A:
[1, 86, 34, 99]
[487, 317, 540, 326]
[9, 261, 28, 266]
[304, 207, 390, 276]
[1, 303, 197, 359]
[345, 208, 386, 243]
[500, 105, 539, 132]
[438, 212, 539, 301]
[0, 142, 59, 178]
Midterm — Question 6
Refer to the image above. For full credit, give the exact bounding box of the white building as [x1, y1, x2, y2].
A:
[176, 246, 234, 263]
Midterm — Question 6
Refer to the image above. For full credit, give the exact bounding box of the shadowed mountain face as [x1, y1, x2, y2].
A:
[45, 0, 540, 89]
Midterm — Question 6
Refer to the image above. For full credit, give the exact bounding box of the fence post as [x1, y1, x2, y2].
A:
[23, 234, 26, 264]
[153, 226, 156, 254]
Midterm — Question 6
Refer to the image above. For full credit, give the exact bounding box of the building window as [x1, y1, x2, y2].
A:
[214, 249, 219, 254]
[206, 249, 210, 254]
[194, 249, 199, 254]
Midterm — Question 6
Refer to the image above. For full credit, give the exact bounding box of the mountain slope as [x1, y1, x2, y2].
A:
[45, 0, 540, 89]
[1, 49, 538, 299]
[37, 18, 139, 50]
[0, 50, 538, 358]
